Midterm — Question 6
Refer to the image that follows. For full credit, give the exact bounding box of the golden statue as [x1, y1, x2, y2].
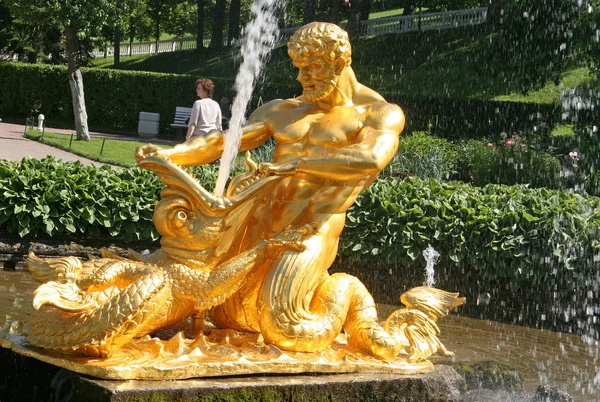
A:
[1, 22, 464, 380]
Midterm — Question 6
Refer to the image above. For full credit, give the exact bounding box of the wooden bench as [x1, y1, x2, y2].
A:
[170, 106, 192, 140]
[170, 106, 230, 139]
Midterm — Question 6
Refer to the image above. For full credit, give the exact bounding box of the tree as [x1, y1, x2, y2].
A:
[196, 0, 206, 50]
[0, 2, 13, 56]
[114, 0, 122, 68]
[228, 0, 241, 46]
[210, 0, 227, 49]
[5, 0, 115, 140]
[486, 0, 507, 30]
[146, 0, 172, 53]
[163, 0, 196, 39]
[114, 0, 149, 56]
[346, 0, 372, 37]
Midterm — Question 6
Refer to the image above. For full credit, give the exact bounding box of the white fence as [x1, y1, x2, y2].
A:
[359, 7, 487, 35]
[94, 8, 487, 58]
[93, 37, 218, 57]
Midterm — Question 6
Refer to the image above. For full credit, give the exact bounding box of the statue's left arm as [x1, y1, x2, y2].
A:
[262, 102, 405, 181]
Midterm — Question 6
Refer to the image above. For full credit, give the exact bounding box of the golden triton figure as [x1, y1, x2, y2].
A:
[1, 22, 464, 379]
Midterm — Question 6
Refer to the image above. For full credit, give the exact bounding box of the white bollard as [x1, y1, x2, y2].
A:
[37, 114, 45, 131]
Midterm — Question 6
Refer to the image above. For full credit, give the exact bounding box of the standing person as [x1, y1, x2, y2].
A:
[186, 78, 222, 141]
[219, 96, 232, 120]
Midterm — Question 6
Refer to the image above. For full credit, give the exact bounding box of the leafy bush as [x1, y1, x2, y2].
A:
[384, 131, 458, 180]
[2, 157, 598, 273]
[336, 175, 600, 332]
[0, 157, 163, 241]
[455, 135, 563, 189]
[342, 175, 600, 278]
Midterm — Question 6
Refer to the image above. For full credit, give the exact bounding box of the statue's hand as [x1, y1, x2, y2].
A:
[263, 225, 314, 258]
[258, 161, 298, 176]
[135, 144, 161, 164]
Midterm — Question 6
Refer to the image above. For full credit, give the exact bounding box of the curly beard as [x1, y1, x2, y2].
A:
[302, 77, 337, 103]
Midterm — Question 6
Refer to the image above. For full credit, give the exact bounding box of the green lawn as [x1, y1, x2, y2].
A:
[90, 25, 592, 106]
[24, 130, 167, 167]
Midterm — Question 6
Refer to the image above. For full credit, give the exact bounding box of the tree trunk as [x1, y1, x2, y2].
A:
[65, 27, 90, 141]
[154, 13, 160, 54]
[359, 0, 371, 21]
[346, 3, 361, 38]
[487, 0, 506, 31]
[303, 0, 315, 23]
[129, 15, 135, 56]
[114, 27, 121, 68]
[403, 2, 416, 15]
[196, 0, 205, 51]
[327, 0, 343, 23]
[114, 0, 122, 68]
[210, 0, 227, 49]
[228, 0, 241, 47]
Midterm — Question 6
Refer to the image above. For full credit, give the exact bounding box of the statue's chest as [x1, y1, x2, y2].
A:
[272, 106, 362, 149]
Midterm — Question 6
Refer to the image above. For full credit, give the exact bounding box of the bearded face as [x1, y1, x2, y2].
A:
[293, 57, 339, 103]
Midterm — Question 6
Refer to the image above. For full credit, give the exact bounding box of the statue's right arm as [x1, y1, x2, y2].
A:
[136, 121, 270, 167]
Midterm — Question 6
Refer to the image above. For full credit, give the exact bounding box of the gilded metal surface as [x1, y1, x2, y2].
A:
[1, 22, 464, 379]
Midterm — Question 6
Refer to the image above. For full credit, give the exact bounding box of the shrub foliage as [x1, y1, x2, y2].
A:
[1, 157, 598, 282]
[341, 175, 600, 280]
[0, 157, 162, 241]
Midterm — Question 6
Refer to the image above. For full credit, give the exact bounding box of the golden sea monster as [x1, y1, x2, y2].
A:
[7, 22, 464, 377]
[25, 156, 305, 358]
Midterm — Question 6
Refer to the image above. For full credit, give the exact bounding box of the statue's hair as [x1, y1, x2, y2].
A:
[287, 22, 351, 66]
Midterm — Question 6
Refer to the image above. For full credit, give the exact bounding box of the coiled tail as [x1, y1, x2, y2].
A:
[26, 254, 172, 357]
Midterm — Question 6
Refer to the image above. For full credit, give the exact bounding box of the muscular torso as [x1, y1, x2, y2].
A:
[248, 97, 397, 234]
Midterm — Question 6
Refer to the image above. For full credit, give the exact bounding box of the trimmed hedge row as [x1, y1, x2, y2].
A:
[0, 62, 301, 135]
[0, 62, 197, 133]
[334, 176, 600, 333]
[340, 175, 600, 277]
[0, 62, 564, 139]
[0, 157, 161, 242]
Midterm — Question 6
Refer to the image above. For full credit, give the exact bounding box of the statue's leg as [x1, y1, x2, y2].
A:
[257, 214, 347, 352]
[207, 225, 307, 332]
[258, 267, 405, 359]
[252, 212, 407, 359]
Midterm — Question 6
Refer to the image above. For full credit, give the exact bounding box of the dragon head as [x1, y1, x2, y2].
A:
[138, 154, 279, 266]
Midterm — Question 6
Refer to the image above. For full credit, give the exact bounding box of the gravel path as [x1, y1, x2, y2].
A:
[0, 122, 177, 166]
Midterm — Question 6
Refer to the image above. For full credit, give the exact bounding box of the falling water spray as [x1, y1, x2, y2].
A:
[214, 0, 283, 196]
[422, 245, 440, 287]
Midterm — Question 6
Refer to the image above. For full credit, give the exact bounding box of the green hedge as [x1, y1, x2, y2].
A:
[334, 175, 600, 333]
[0, 63, 215, 134]
[0, 157, 161, 241]
[1, 62, 565, 140]
[4, 158, 598, 273]
[340, 175, 600, 278]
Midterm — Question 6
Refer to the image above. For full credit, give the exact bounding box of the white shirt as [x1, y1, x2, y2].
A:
[189, 98, 222, 136]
